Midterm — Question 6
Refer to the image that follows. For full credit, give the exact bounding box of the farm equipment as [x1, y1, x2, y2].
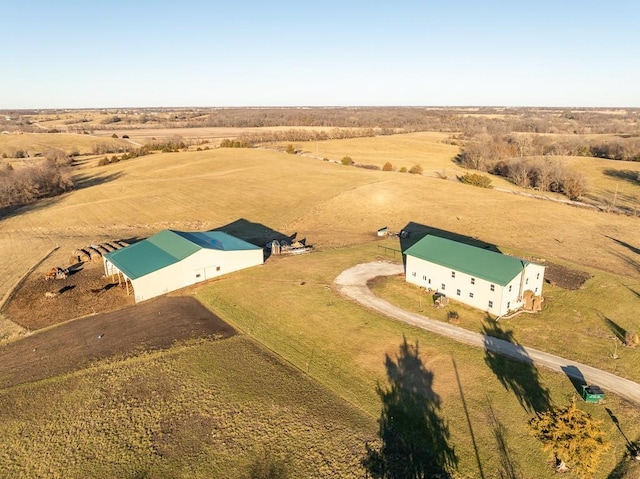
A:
[581, 384, 605, 404]
[44, 267, 69, 280]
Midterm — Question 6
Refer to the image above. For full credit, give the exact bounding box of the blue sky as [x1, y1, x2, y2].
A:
[1, 1, 638, 108]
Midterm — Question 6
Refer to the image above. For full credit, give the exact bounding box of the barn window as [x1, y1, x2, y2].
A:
[536, 273, 540, 279]
[469, 292, 474, 298]
[428, 278, 431, 284]
[507, 301, 510, 309]
[509, 285, 512, 292]
[471, 278, 475, 285]
[535, 287, 538, 293]
[216, 266, 221, 271]
[451, 271, 456, 278]
[412, 272, 416, 277]
[456, 289, 461, 296]
[526, 278, 529, 284]
[441, 284, 446, 291]
[196, 274, 201, 278]
[488, 300, 494, 308]
[490, 284, 495, 291]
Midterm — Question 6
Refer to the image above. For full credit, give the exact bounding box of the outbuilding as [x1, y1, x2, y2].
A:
[404, 235, 545, 317]
[103, 230, 263, 303]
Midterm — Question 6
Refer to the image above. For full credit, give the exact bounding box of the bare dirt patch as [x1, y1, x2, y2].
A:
[0, 296, 235, 390]
[541, 261, 592, 290]
[4, 260, 134, 330]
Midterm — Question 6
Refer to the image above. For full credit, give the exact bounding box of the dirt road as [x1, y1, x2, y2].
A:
[335, 261, 640, 406]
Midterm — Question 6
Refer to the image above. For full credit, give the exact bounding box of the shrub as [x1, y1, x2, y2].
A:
[408, 164, 423, 175]
[1, 153, 7, 159]
[460, 173, 493, 188]
[112, 133, 118, 139]
[122, 135, 129, 139]
[341, 156, 354, 166]
[382, 162, 393, 171]
[447, 310, 460, 324]
[399, 166, 407, 173]
[97, 157, 110, 166]
[356, 164, 381, 170]
[285, 144, 296, 154]
[624, 330, 639, 348]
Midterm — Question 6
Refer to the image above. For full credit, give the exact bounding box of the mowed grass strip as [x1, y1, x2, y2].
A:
[0, 336, 375, 479]
[368, 260, 640, 383]
[196, 245, 640, 478]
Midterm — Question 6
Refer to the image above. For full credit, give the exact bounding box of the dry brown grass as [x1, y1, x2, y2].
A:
[0, 143, 638, 311]
[1, 133, 639, 478]
[0, 132, 125, 157]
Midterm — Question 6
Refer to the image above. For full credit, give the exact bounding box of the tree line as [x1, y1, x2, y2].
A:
[0, 159, 73, 209]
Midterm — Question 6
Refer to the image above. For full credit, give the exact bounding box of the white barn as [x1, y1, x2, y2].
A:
[103, 230, 263, 303]
[404, 235, 545, 317]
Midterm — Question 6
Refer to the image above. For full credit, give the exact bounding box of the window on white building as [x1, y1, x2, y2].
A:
[508, 285, 512, 292]
[428, 278, 431, 284]
[507, 301, 510, 309]
[526, 278, 529, 284]
[490, 284, 495, 291]
[469, 292, 474, 298]
[471, 278, 475, 285]
[488, 300, 493, 308]
[451, 271, 456, 278]
[456, 289, 461, 296]
[536, 273, 540, 279]
[412, 272, 416, 277]
[441, 284, 446, 290]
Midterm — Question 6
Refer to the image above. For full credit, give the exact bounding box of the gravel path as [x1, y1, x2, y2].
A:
[335, 261, 640, 406]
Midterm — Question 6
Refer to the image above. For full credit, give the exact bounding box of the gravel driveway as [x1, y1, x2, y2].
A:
[335, 261, 640, 406]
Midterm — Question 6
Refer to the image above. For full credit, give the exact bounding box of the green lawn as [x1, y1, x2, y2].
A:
[196, 243, 640, 478]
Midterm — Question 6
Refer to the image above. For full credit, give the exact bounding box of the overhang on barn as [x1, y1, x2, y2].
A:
[103, 230, 263, 303]
[404, 235, 545, 317]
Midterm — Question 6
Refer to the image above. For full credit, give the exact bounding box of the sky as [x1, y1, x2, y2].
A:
[1, 1, 639, 109]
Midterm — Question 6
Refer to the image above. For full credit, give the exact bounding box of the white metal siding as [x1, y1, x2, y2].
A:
[405, 255, 533, 316]
[126, 247, 263, 302]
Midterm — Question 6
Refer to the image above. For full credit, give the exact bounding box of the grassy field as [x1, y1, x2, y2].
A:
[0, 133, 639, 477]
[0, 335, 375, 478]
[368, 252, 640, 383]
[0, 132, 126, 157]
[195, 245, 640, 478]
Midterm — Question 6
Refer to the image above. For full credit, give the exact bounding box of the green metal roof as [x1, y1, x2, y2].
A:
[404, 235, 528, 286]
[105, 230, 261, 280]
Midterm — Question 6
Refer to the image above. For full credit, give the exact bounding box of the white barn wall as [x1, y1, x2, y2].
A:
[405, 255, 545, 316]
[109, 248, 263, 303]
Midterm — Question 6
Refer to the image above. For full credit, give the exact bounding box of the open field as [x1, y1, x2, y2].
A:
[561, 155, 640, 212]
[196, 247, 640, 478]
[0, 334, 375, 478]
[1, 133, 639, 477]
[288, 131, 463, 174]
[0, 132, 126, 157]
[93, 125, 352, 146]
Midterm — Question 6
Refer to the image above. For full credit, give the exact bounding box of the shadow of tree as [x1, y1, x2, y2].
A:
[363, 336, 457, 478]
[602, 168, 640, 185]
[603, 316, 627, 342]
[482, 319, 551, 414]
[607, 434, 640, 479]
[605, 235, 640, 256]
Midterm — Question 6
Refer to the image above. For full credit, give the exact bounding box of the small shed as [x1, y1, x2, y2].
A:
[581, 385, 605, 403]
